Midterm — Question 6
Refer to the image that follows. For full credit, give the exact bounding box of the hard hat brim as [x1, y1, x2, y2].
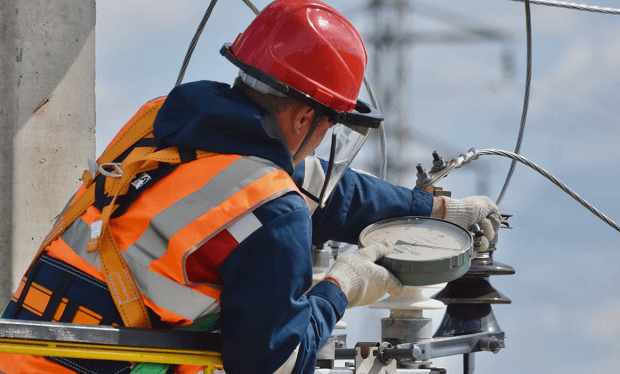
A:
[221, 44, 384, 130]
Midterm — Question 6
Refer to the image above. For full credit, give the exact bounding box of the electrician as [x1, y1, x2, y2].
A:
[0, 1, 500, 373]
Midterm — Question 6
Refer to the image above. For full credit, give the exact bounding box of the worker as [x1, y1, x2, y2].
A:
[0, 1, 500, 373]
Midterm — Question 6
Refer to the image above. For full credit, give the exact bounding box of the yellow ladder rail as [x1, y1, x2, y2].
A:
[0, 319, 222, 372]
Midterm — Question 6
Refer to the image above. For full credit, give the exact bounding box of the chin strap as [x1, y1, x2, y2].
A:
[317, 133, 337, 207]
[293, 113, 324, 161]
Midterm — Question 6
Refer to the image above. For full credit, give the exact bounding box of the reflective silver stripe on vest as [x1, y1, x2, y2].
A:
[227, 213, 262, 243]
[58, 218, 219, 320]
[122, 253, 220, 320]
[59, 157, 284, 321]
[182, 184, 299, 285]
[60, 217, 102, 270]
[125, 156, 279, 268]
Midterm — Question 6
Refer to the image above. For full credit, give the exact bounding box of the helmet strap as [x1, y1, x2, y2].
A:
[317, 132, 337, 208]
[293, 113, 324, 162]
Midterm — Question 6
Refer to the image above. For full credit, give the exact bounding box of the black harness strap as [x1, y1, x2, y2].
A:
[7, 260, 44, 319]
[58, 299, 80, 323]
[133, 137, 158, 148]
[178, 148, 198, 163]
[41, 272, 76, 321]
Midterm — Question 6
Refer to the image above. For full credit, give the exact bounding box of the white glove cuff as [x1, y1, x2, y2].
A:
[443, 197, 473, 229]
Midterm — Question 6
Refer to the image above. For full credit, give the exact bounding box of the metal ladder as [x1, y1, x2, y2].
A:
[0, 319, 222, 373]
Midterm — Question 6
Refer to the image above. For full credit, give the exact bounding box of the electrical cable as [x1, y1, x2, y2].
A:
[175, 0, 219, 87]
[176, 0, 261, 88]
[241, 0, 260, 15]
[496, 0, 532, 206]
[508, 0, 620, 15]
[478, 149, 620, 233]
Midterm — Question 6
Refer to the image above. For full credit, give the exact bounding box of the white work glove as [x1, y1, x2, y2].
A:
[443, 196, 501, 253]
[325, 242, 404, 308]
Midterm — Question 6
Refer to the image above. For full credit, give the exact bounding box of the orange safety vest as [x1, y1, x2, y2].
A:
[3, 98, 306, 374]
[46, 152, 301, 325]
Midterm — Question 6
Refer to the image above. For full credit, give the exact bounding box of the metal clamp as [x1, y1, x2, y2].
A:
[98, 162, 123, 178]
[416, 148, 481, 187]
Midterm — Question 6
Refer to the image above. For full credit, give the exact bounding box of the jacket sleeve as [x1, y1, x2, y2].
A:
[292, 157, 434, 245]
[217, 193, 347, 374]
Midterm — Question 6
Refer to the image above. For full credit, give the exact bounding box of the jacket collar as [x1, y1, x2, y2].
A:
[152, 80, 295, 174]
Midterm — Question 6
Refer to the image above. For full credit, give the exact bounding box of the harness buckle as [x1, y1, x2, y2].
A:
[98, 162, 123, 178]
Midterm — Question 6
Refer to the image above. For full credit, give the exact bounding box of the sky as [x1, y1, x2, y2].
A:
[96, 1, 620, 373]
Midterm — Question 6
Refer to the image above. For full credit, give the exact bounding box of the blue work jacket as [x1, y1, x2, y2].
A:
[152, 80, 434, 374]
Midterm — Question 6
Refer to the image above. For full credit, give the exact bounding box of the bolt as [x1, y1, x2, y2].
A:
[431, 151, 448, 172]
[415, 164, 433, 186]
[411, 346, 422, 359]
[490, 340, 505, 351]
[480, 337, 504, 353]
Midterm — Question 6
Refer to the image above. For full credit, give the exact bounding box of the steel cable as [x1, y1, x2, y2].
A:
[496, 0, 532, 206]
[508, 0, 620, 14]
[479, 149, 620, 233]
[175, 0, 219, 87]
[241, 0, 260, 15]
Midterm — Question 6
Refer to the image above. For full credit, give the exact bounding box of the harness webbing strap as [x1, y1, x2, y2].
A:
[58, 299, 80, 323]
[41, 272, 75, 321]
[98, 98, 166, 165]
[6, 261, 43, 319]
[28, 97, 216, 330]
[85, 142, 164, 329]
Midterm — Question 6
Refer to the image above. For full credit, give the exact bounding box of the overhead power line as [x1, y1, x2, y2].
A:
[508, 0, 620, 15]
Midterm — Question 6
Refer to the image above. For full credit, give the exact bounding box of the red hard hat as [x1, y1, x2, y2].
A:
[228, 0, 367, 113]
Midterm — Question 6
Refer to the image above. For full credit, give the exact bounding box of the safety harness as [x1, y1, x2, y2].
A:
[29, 97, 217, 330]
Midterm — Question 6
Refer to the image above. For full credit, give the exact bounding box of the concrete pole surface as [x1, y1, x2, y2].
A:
[0, 0, 96, 307]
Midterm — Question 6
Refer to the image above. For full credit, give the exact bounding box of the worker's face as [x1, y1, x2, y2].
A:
[292, 115, 333, 165]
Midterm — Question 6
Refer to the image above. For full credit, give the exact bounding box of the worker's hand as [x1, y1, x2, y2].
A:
[443, 196, 501, 251]
[325, 242, 404, 308]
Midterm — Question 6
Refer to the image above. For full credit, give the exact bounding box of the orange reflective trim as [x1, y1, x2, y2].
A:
[12, 277, 26, 300]
[71, 306, 103, 325]
[14, 280, 103, 325]
[143, 296, 190, 326]
[0, 352, 79, 374]
[110, 155, 241, 251]
[52, 299, 67, 322]
[46, 239, 106, 283]
[151, 169, 299, 285]
[22, 283, 52, 317]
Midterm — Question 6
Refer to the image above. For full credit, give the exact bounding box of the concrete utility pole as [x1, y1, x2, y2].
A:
[0, 0, 96, 307]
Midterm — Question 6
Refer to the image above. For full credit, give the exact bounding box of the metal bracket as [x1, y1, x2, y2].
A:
[336, 332, 506, 363]
[354, 343, 398, 374]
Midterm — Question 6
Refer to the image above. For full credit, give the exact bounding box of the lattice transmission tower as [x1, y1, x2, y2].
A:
[354, 0, 514, 190]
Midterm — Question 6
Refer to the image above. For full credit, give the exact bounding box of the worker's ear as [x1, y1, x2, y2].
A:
[294, 107, 316, 134]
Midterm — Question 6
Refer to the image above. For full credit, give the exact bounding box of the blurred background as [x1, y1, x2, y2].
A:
[96, 1, 620, 373]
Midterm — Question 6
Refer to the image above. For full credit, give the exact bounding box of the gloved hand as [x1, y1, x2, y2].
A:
[443, 196, 501, 253]
[324, 242, 404, 308]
